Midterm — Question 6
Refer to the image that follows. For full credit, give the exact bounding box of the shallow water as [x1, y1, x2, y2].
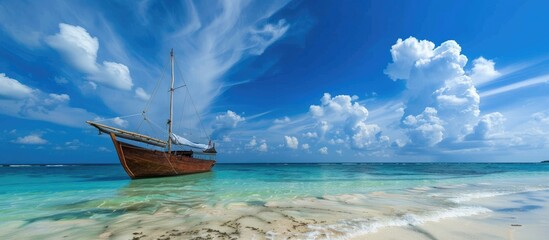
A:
[1, 163, 548, 239]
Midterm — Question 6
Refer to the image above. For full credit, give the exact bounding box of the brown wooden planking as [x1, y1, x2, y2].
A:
[110, 133, 215, 179]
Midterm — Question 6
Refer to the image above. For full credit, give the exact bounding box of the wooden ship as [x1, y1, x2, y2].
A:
[87, 50, 216, 179]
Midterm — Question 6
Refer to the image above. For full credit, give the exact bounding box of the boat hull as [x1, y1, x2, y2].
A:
[110, 133, 216, 179]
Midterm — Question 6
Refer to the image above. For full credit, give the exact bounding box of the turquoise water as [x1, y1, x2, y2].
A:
[1, 163, 548, 239]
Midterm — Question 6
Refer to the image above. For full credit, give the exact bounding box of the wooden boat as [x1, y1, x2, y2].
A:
[87, 50, 216, 179]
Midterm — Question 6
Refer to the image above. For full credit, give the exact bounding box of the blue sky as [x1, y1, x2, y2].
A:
[1, 0, 549, 164]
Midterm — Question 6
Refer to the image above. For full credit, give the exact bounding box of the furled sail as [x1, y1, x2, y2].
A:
[87, 121, 167, 147]
[170, 133, 209, 149]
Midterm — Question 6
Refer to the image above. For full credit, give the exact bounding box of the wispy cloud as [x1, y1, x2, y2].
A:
[13, 134, 47, 145]
[480, 74, 549, 98]
[0, 73, 35, 99]
[0, 73, 98, 127]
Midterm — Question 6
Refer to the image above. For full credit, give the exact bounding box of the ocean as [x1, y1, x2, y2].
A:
[1, 163, 548, 239]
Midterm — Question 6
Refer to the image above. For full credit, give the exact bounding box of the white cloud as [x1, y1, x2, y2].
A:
[44, 93, 70, 105]
[64, 139, 84, 150]
[164, 1, 291, 124]
[92, 61, 133, 90]
[351, 122, 382, 148]
[135, 87, 150, 100]
[385, 37, 486, 146]
[112, 117, 129, 128]
[309, 93, 386, 149]
[246, 136, 257, 148]
[212, 110, 245, 139]
[303, 132, 318, 138]
[46, 23, 133, 90]
[470, 57, 501, 85]
[402, 107, 445, 146]
[302, 143, 310, 150]
[384, 37, 435, 80]
[274, 116, 290, 124]
[0, 81, 97, 128]
[319, 146, 328, 155]
[0, 73, 34, 99]
[216, 110, 245, 128]
[46, 23, 99, 73]
[222, 135, 232, 142]
[310, 93, 369, 122]
[466, 112, 505, 140]
[247, 19, 290, 55]
[532, 112, 549, 124]
[284, 136, 299, 149]
[258, 142, 268, 152]
[329, 138, 345, 144]
[13, 134, 47, 144]
[480, 74, 549, 98]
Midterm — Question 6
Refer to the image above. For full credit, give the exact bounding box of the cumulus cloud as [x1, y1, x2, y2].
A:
[310, 93, 369, 122]
[402, 107, 445, 146]
[215, 110, 245, 128]
[351, 122, 383, 148]
[303, 132, 318, 138]
[212, 111, 245, 141]
[13, 134, 47, 144]
[246, 136, 257, 148]
[46, 23, 133, 90]
[302, 143, 310, 150]
[385, 37, 487, 147]
[384, 37, 435, 81]
[0, 73, 34, 99]
[258, 142, 268, 152]
[466, 112, 505, 140]
[470, 57, 501, 85]
[284, 136, 299, 149]
[318, 146, 328, 155]
[309, 93, 386, 149]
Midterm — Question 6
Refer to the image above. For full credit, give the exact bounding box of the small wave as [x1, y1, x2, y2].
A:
[449, 187, 549, 203]
[45, 165, 66, 167]
[8, 165, 33, 167]
[304, 206, 491, 240]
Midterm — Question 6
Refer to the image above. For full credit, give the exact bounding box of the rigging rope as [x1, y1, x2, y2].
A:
[175, 58, 212, 141]
[137, 56, 169, 132]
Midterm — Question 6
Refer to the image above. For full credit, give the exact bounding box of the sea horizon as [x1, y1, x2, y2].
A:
[2, 161, 548, 166]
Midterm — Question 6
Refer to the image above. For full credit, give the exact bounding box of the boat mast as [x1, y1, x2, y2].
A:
[168, 49, 175, 153]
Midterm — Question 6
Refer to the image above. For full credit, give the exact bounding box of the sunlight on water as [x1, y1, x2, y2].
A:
[0, 163, 548, 239]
